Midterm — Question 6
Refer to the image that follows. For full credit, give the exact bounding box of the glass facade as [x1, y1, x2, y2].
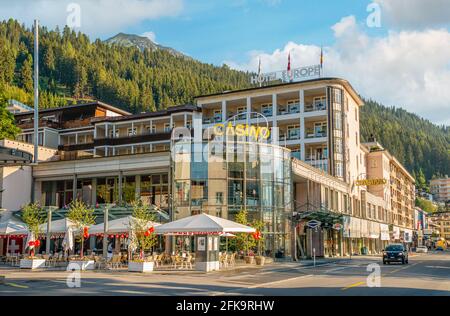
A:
[172, 140, 292, 257]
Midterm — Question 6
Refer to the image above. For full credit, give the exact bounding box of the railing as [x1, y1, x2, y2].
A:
[305, 159, 328, 172]
[278, 104, 300, 116]
[0, 146, 33, 162]
[202, 116, 222, 124]
[305, 129, 327, 138]
[304, 102, 327, 112]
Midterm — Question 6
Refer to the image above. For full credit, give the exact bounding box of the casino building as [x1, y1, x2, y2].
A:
[0, 77, 416, 259]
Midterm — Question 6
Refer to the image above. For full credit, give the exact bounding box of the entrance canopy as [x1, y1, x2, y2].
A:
[155, 213, 256, 235]
[89, 215, 160, 234]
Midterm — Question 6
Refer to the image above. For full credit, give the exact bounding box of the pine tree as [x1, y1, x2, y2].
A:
[20, 54, 34, 93]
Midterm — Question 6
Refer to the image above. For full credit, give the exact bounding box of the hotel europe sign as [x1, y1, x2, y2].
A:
[250, 64, 321, 85]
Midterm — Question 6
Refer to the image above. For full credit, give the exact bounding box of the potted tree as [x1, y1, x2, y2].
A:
[128, 201, 158, 273]
[67, 200, 96, 270]
[235, 209, 256, 264]
[253, 220, 266, 266]
[20, 203, 46, 269]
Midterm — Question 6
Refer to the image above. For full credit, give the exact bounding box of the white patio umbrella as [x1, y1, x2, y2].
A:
[89, 215, 160, 234]
[25, 232, 35, 251]
[155, 213, 256, 234]
[0, 219, 26, 254]
[62, 227, 74, 252]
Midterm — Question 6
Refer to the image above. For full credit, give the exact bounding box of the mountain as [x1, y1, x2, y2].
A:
[360, 100, 450, 181]
[0, 19, 448, 181]
[104, 33, 189, 59]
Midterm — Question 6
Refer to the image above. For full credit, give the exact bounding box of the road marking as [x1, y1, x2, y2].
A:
[341, 281, 365, 291]
[210, 274, 314, 295]
[425, 266, 450, 269]
[4, 282, 29, 289]
[386, 262, 419, 275]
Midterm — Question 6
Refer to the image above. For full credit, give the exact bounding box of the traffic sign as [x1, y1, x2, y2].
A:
[306, 220, 321, 229]
[332, 223, 343, 231]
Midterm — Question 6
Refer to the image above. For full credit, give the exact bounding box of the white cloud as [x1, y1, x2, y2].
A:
[0, 0, 183, 38]
[141, 31, 157, 43]
[225, 16, 450, 125]
[374, 0, 450, 29]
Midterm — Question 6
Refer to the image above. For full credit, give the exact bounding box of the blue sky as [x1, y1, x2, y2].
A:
[1, 0, 450, 124]
[126, 0, 385, 65]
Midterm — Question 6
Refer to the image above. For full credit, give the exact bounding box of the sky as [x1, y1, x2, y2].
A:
[1, 0, 450, 125]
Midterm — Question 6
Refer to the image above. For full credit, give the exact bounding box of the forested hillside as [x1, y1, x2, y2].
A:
[0, 19, 251, 113]
[0, 19, 448, 181]
[360, 100, 450, 180]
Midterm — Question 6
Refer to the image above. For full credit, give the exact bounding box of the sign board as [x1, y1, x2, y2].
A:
[332, 223, 342, 231]
[355, 178, 387, 186]
[306, 220, 321, 229]
[250, 64, 321, 85]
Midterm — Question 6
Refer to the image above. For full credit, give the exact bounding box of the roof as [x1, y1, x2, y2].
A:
[13, 101, 131, 117]
[155, 213, 256, 234]
[91, 104, 200, 123]
[195, 77, 365, 106]
[89, 215, 160, 234]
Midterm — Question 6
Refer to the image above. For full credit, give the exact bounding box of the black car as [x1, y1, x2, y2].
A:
[382, 244, 409, 265]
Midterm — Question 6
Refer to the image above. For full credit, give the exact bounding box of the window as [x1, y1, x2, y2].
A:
[146, 125, 156, 134]
[355, 108, 358, 121]
[127, 127, 137, 136]
[356, 132, 358, 145]
[216, 192, 224, 205]
[109, 128, 119, 138]
[186, 120, 192, 129]
[287, 99, 299, 113]
[261, 103, 273, 116]
[287, 124, 300, 139]
[313, 96, 326, 110]
[314, 122, 327, 137]
[164, 123, 171, 132]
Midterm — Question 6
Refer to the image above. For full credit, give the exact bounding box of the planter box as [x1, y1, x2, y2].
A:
[20, 259, 46, 269]
[68, 260, 95, 270]
[244, 256, 255, 264]
[255, 256, 266, 266]
[128, 261, 154, 273]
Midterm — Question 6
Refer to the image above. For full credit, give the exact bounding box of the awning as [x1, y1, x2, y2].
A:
[0, 218, 26, 235]
[9, 218, 77, 236]
[89, 216, 160, 234]
[155, 213, 256, 234]
[368, 221, 380, 239]
[343, 216, 361, 238]
[404, 229, 413, 243]
[380, 224, 390, 240]
[392, 226, 400, 240]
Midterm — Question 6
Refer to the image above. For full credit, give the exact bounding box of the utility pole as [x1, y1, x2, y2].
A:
[33, 19, 39, 164]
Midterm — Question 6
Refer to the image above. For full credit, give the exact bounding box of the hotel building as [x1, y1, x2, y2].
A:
[430, 176, 450, 203]
[0, 77, 416, 259]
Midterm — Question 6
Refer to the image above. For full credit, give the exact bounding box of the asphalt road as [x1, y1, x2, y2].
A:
[0, 251, 448, 296]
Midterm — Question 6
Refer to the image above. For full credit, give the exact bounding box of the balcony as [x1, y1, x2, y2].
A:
[305, 158, 328, 172]
[261, 108, 273, 117]
[305, 129, 327, 139]
[278, 104, 300, 116]
[203, 115, 222, 124]
[305, 101, 327, 112]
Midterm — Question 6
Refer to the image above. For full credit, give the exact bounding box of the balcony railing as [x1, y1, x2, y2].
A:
[305, 129, 327, 138]
[305, 101, 327, 112]
[305, 158, 328, 172]
[278, 104, 300, 116]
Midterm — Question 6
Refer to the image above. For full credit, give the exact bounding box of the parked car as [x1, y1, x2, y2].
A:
[416, 246, 428, 253]
[382, 244, 409, 264]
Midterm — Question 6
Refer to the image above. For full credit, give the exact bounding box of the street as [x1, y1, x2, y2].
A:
[0, 251, 449, 296]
